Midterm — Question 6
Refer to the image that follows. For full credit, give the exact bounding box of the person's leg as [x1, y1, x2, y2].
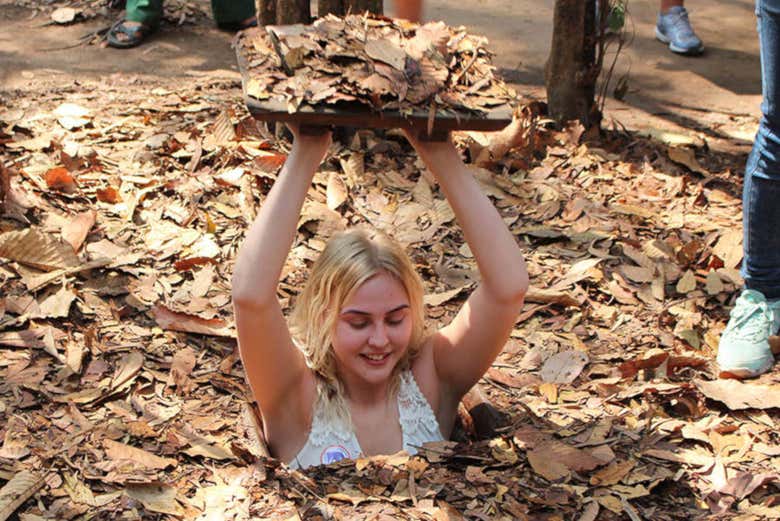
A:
[395, 0, 422, 23]
[718, 0, 780, 377]
[106, 0, 161, 48]
[660, 0, 683, 11]
[656, 0, 704, 55]
[211, 0, 256, 30]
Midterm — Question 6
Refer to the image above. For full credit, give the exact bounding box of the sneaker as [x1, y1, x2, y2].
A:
[655, 6, 704, 55]
[717, 289, 779, 378]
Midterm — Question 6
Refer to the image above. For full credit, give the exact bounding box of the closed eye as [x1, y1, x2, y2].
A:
[348, 321, 369, 329]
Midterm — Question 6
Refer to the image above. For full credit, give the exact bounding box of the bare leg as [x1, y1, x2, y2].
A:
[660, 0, 683, 12]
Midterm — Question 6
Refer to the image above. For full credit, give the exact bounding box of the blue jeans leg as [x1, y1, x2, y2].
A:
[743, 0, 780, 299]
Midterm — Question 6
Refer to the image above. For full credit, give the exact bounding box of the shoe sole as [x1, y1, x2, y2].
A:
[655, 27, 704, 56]
[717, 358, 775, 379]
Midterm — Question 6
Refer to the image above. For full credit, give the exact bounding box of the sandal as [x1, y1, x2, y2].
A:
[106, 19, 155, 49]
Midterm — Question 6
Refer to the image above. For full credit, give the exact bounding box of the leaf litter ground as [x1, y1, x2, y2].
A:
[1, 17, 780, 521]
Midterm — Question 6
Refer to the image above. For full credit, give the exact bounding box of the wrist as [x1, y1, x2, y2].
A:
[288, 144, 326, 166]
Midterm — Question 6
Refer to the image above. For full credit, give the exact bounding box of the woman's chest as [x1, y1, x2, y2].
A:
[351, 405, 404, 456]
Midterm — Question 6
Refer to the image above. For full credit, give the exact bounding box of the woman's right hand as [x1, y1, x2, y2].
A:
[287, 123, 332, 163]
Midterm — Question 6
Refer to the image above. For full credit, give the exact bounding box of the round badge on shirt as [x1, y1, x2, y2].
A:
[321, 445, 351, 464]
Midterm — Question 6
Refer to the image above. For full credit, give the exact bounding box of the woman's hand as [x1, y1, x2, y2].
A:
[287, 123, 332, 164]
[402, 129, 461, 172]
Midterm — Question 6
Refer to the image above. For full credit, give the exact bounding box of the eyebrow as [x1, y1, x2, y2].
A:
[341, 304, 409, 316]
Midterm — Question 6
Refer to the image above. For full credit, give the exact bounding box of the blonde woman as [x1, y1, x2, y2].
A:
[232, 126, 528, 468]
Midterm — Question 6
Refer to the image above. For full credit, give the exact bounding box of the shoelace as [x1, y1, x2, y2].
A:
[727, 298, 776, 342]
[667, 10, 696, 38]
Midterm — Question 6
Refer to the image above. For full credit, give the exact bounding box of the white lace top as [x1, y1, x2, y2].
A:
[288, 370, 444, 469]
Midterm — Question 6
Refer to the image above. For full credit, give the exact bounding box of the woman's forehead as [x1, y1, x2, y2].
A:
[341, 272, 410, 310]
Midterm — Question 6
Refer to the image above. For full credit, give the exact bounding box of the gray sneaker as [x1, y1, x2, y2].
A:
[655, 6, 704, 55]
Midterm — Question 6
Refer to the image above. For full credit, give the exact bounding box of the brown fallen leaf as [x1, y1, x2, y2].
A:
[643, 447, 713, 467]
[711, 230, 743, 270]
[37, 284, 76, 319]
[0, 329, 47, 348]
[485, 367, 540, 388]
[61, 210, 96, 252]
[44, 166, 77, 193]
[676, 270, 697, 294]
[694, 379, 780, 410]
[96, 186, 121, 203]
[525, 286, 580, 307]
[104, 440, 177, 470]
[540, 350, 589, 384]
[0, 471, 44, 521]
[168, 347, 196, 393]
[326, 171, 348, 210]
[589, 459, 636, 486]
[125, 484, 183, 516]
[668, 146, 708, 175]
[527, 440, 604, 481]
[424, 286, 468, 307]
[111, 350, 144, 391]
[365, 38, 407, 70]
[0, 227, 80, 271]
[152, 304, 235, 337]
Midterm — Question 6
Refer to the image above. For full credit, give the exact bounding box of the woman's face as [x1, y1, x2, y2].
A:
[331, 271, 413, 390]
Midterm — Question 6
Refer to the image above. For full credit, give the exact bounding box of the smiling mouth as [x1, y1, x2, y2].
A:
[361, 352, 391, 363]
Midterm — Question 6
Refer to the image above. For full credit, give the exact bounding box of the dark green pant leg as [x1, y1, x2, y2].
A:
[211, 0, 256, 26]
[125, 0, 164, 28]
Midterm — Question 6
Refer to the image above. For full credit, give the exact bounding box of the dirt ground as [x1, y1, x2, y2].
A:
[0, 0, 764, 147]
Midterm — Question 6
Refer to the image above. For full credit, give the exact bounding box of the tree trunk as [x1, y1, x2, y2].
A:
[347, 0, 383, 14]
[318, 0, 344, 17]
[255, 0, 276, 25]
[545, 0, 599, 127]
[275, 0, 310, 24]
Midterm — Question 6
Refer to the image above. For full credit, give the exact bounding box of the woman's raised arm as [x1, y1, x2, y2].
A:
[404, 131, 529, 398]
[232, 126, 331, 417]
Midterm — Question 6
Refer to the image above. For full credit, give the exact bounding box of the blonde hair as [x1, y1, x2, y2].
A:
[289, 229, 426, 426]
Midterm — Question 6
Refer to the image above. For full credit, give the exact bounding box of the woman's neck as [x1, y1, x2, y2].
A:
[340, 374, 395, 410]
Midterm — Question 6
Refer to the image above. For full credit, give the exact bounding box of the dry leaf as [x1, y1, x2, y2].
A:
[169, 347, 196, 392]
[104, 440, 177, 470]
[589, 459, 636, 486]
[152, 305, 235, 337]
[44, 167, 77, 192]
[326, 171, 348, 210]
[528, 440, 603, 481]
[668, 146, 707, 175]
[554, 258, 603, 290]
[0, 471, 44, 521]
[538, 382, 558, 403]
[61, 210, 96, 252]
[0, 228, 80, 271]
[51, 6, 78, 24]
[676, 270, 697, 294]
[54, 103, 91, 130]
[424, 286, 467, 307]
[37, 284, 76, 318]
[712, 230, 743, 269]
[695, 379, 780, 410]
[125, 484, 183, 516]
[183, 441, 235, 461]
[111, 351, 144, 390]
[365, 38, 407, 70]
[705, 271, 725, 295]
[540, 350, 589, 384]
